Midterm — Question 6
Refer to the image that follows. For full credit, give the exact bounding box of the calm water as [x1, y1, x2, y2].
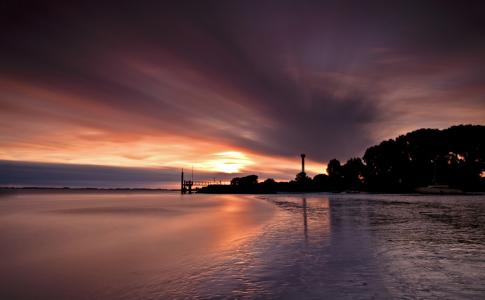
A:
[0, 190, 484, 299]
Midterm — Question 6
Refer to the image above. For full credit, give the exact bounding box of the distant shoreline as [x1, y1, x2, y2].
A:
[0, 187, 176, 191]
[1, 187, 483, 195]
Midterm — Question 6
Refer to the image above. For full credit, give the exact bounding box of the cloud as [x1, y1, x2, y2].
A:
[0, 160, 177, 188]
[0, 159, 310, 188]
[0, 0, 484, 183]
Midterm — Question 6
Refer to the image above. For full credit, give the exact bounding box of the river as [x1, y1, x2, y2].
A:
[0, 190, 484, 299]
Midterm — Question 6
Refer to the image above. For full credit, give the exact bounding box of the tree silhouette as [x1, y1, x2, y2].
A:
[362, 124, 485, 191]
[295, 171, 311, 183]
[313, 174, 328, 188]
[222, 125, 484, 193]
[263, 178, 276, 185]
[326, 159, 341, 178]
[341, 157, 366, 187]
[231, 175, 258, 186]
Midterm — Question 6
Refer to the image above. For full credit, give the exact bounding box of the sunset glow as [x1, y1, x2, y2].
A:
[1, 1, 484, 187]
[206, 152, 254, 173]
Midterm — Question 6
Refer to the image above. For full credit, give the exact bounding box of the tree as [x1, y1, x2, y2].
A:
[362, 125, 485, 191]
[263, 178, 276, 184]
[261, 178, 277, 187]
[231, 175, 258, 185]
[326, 158, 344, 190]
[341, 157, 366, 187]
[326, 159, 341, 178]
[313, 174, 328, 188]
[295, 172, 311, 184]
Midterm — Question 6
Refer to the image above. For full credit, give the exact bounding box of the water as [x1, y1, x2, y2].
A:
[0, 190, 484, 299]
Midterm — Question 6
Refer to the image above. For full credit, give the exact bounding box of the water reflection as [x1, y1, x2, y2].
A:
[302, 197, 308, 243]
[0, 190, 484, 299]
[0, 190, 277, 299]
[262, 193, 485, 299]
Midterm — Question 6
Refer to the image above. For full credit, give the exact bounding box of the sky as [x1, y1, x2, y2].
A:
[1, 0, 484, 188]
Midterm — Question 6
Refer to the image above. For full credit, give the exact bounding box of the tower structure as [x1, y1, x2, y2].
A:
[301, 154, 306, 173]
[181, 169, 184, 194]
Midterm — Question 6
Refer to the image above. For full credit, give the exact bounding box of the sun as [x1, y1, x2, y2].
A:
[198, 152, 254, 173]
[211, 162, 243, 173]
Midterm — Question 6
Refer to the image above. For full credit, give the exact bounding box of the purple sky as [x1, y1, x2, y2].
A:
[1, 0, 484, 187]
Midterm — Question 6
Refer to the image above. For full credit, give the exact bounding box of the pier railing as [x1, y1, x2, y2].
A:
[181, 179, 230, 194]
[190, 181, 230, 186]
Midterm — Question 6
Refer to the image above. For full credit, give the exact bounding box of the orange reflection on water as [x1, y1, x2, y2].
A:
[0, 191, 279, 299]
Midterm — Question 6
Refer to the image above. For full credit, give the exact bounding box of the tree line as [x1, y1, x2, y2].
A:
[231, 125, 485, 192]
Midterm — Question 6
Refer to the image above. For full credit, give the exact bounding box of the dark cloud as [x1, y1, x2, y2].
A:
[0, 160, 177, 188]
[0, 160, 288, 188]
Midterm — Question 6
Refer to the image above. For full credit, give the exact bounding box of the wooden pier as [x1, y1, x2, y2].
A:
[181, 173, 230, 194]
